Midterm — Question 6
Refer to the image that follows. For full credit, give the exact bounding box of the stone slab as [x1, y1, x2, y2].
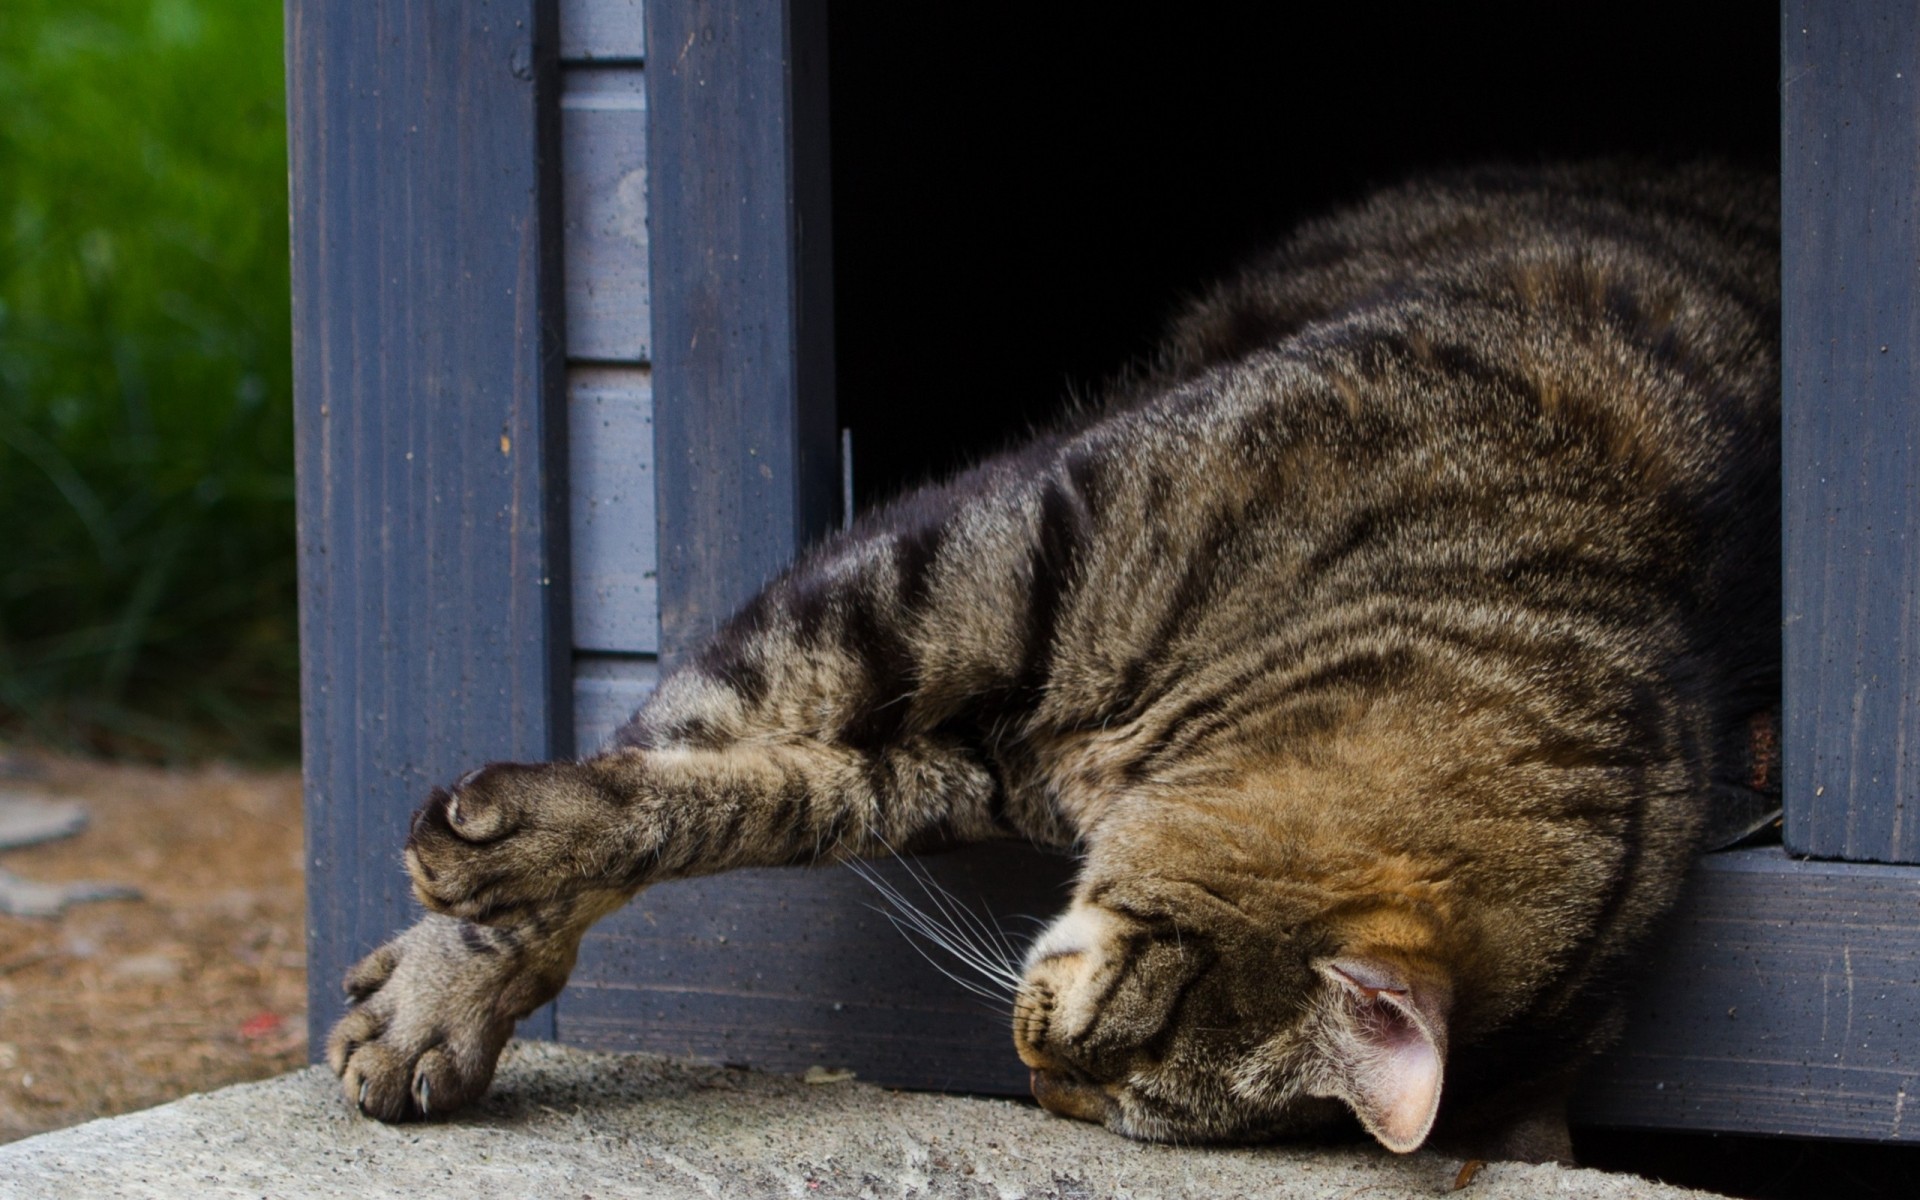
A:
[0, 1042, 1722, 1199]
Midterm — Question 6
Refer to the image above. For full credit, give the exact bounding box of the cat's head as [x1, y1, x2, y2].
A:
[1013, 789, 1458, 1153]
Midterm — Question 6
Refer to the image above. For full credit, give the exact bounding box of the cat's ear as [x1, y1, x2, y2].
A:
[1312, 954, 1452, 1154]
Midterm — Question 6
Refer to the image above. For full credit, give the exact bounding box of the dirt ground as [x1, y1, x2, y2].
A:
[0, 746, 305, 1144]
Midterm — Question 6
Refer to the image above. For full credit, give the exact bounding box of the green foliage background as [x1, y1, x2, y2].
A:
[0, 0, 295, 760]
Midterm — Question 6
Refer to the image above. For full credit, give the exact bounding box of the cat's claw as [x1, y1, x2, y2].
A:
[326, 914, 530, 1122]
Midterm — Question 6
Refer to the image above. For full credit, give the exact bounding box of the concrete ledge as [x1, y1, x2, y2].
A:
[0, 1042, 1713, 1199]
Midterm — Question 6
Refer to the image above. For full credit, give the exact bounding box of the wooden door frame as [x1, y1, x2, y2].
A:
[290, 0, 574, 1045]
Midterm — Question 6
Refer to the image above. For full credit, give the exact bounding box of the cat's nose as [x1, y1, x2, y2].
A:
[1030, 1068, 1117, 1125]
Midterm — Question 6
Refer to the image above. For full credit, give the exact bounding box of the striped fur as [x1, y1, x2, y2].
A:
[330, 163, 1779, 1160]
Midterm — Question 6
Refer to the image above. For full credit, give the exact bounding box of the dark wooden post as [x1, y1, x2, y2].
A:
[289, 0, 572, 1048]
[647, 0, 839, 666]
[1782, 0, 1920, 865]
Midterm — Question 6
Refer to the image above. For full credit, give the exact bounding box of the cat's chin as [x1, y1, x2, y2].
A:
[1028, 1067, 1118, 1125]
[1069, 1090, 1360, 1149]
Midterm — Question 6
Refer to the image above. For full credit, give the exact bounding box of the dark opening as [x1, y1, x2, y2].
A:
[828, 3, 1779, 509]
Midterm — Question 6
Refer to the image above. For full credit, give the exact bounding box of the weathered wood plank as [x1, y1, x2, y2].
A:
[561, 0, 646, 62]
[289, 0, 571, 1047]
[1576, 849, 1920, 1139]
[569, 366, 658, 653]
[560, 845, 1078, 1093]
[564, 846, 1920, 1115]
[562, 67, 651, 363]
[646, 0, 837, 667]
[1782, 1, 1920, 864]
[573, 654, 659, 754]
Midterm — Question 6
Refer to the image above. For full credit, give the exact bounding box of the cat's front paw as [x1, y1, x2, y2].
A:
[326, 914, 539, 1121]
[404, 761, 637, 922]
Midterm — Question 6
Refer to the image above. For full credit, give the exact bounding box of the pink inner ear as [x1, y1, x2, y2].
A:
[1321, 958, 1448, 1154]
[1354, 997, 1444, 1151]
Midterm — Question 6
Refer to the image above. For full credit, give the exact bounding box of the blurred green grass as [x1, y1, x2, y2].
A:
[0, 1, 295, 761]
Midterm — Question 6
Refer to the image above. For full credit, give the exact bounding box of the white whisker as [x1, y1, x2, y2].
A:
[894, 853, 1025, 984]
[845, 854, 1032, 1000]
[859, 838, 1026, 988]
[854, 867, 1018, 991]
[878, 912, 1012, 1003]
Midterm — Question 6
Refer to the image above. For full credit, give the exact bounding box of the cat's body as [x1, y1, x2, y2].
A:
[329, 163, 1779, 1162]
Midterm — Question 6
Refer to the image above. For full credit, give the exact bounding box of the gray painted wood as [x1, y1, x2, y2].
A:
[562, 845, 1078, 1093]
[289, 0, 571, 1048]
[561, 0, 646, 62]
[554, 0, 857, 1077]
[1782, 2, 1920, 865]
[563, 67, 651, 363]
[1576, 848, 1920, 1139]
[570, 366, 659, 653]
[645, 0, 838, 668]
[573, 655, 660, 754]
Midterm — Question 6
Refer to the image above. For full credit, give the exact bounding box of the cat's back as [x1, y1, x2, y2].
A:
[1157, 161, 1778, 394]
[1110, 162, 1781, 594]
[836, 162, 1780, 763]
[1032, 164, 1780, 819]
[1072, 164, 1781, 590]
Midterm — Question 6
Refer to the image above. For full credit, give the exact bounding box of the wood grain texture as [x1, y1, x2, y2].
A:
[561, 845, 1078, 1093]
[569, 366, 659, 652]
[562, 67, 651, 363]
[646, 0, 838, 668]
[1782, 1, 1920, 865]
[1576, 849, 1920, 1139]
[289, 0, 571, 1047]
[561, 0, 646, 62]
[573, 654, 659, 754]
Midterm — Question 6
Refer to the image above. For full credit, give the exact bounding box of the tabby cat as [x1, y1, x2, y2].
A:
[328, 163, 1779, 1162]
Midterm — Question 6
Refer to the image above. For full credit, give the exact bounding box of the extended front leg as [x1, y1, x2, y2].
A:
[405, 735, 1006, 920]
[330, 733, 1005, 1121]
